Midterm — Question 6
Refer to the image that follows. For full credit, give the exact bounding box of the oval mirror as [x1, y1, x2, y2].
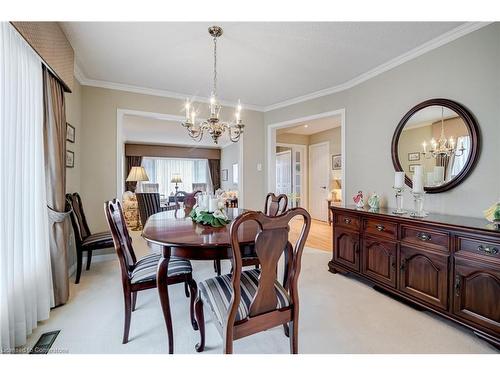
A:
[391, 99, 480, 193]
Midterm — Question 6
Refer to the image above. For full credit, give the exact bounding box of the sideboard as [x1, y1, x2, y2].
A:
[328, 205, 500, 348]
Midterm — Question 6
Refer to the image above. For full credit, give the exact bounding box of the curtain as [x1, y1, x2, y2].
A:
[208, 159, 220, 193]
[125, 155, 142, 192]
[450, 135, 471, 178]
[43, 66, 71, 306]
[0, 22, 54, 350]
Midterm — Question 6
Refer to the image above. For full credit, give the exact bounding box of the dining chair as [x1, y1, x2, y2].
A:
[66, 192, 114, 284]
[104, 199, 198, 344]
[174, 190, 202, 213]
[136, 192, 177, 228]
[193, 208, 311, 354]
[240, 193, 289, 268]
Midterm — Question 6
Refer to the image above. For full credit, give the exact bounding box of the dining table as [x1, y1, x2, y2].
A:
[141, 207, 261, 353]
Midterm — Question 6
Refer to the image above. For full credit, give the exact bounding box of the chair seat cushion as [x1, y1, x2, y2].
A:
[130, 253, 192, 284]
[199, 269, 290, 324]
[81, 231, 114, 249]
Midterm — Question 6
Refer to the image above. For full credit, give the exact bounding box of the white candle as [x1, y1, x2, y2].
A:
[394, 171, 405, 188]
[208, 198, 218, 213]
[413, 165, 423, 176]
[426, 172, 435, 186]
[434, 166, 445, 185]
[413, 173, 424, 193]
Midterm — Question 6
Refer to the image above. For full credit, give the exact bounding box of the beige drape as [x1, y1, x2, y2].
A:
[43, 66, 70, 306]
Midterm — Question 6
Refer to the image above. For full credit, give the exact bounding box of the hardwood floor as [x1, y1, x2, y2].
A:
[289, 217, 332, 252]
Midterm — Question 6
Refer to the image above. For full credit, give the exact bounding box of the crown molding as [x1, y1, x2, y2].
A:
[74, 22, 491, 114]
[263, 22, 491, 112]
[74, 64, 265, 112]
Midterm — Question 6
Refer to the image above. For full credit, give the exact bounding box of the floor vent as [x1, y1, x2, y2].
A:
[29, 330, 60, 354]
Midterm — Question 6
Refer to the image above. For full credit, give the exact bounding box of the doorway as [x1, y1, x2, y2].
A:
[309, 142, 330, 221]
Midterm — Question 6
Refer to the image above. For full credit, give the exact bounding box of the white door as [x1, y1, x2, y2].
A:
[309, 142, 330, 221]
[276, 151, 292, 196]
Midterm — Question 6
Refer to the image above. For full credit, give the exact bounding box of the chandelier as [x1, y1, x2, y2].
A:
[181, 26, 244, 144]
[421, 107, 465, 159]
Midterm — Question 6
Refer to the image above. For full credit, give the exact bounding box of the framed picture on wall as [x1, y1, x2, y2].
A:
[221, 169, 228, 181]
[66, 150, 74, 168]
[66, 122, 75, 143]
[408, 152, 420, 161]
[332, 154, 341, 170]
[409, 164, 420, 173]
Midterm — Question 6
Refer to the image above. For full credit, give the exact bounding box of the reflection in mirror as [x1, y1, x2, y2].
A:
[397, 105, 471, 188]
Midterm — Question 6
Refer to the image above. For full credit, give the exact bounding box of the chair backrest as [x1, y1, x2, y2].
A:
[136, 192, 162, 227]
[66, 192, 91, 246]
[264, 193, 288, 216]
[228, 208, 311, 322]
[174, 190, 202, 210]
[104, 199, 137, 277]
[141, 183, 159, 193]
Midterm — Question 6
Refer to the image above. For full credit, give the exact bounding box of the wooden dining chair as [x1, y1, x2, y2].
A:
[104, 199, 198, 344]
[194, 208, 311, 354]
[174, 190, 202, 214]
[66, 192, 114, 284]
[136, 192, 177, 228]
[240, 193, 289, 269]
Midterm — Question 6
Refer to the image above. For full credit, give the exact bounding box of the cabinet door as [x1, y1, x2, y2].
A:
[362, 238, 397, 288]
[399, 246, 449, 310]
[453, 257, 500, 334]
[333, 228, 360, 272]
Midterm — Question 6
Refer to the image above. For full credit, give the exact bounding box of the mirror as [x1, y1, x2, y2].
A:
[392, 99, 480, 193]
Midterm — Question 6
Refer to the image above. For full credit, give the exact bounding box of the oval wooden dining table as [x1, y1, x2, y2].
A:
[141, 208, 259, 353]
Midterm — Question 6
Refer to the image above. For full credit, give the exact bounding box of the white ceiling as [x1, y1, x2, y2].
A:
[61, 22, 467, 109]
[278, 115, 342, 135]
[404, 106, 459, 129]
[123, 115, 231, 148]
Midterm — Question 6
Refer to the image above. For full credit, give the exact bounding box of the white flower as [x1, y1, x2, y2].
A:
[217, 199, 225, 209]
[213, 209, 228, 220]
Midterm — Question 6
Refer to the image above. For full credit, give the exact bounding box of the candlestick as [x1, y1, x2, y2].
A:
[208, 197, 219, 213]
[412, 171, 424, 193]
[410, 191, 428, 218]
[392, 186, 407, 214]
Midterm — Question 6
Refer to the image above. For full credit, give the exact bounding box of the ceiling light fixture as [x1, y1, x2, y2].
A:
[181, 26, 244, 144]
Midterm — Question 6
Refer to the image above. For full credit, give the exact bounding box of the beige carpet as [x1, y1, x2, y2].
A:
[25, 231, 497, 354]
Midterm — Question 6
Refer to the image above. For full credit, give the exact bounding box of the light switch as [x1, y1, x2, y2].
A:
[257, 163, 262, 171]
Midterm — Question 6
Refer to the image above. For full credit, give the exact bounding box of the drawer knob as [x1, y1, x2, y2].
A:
[375, 224, 385, 232]
[416, 232, 432, 241]
[343, 218, 352, 224]
[477, 245, 499, 255]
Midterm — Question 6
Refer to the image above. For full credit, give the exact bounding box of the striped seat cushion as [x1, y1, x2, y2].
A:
[199, 269, 290, 324]
[81, 231, 114, 249]
[130, 253, 192, 284]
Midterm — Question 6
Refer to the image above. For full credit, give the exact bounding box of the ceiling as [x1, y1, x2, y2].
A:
[61, 22, 467, 109]
[405, 106, 459, 129]
[123, 115, 231, 148]
[278, 115, 342, 135]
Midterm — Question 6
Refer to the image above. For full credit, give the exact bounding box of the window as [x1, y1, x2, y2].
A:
[232, 163, 239, 184]
[142, 157, 213, 195]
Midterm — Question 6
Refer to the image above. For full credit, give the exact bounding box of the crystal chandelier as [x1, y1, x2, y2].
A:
[421, 107, 465, 159]
[181, 26, 244, 144]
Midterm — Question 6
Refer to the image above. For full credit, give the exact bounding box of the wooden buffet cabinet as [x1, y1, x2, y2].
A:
[328, 206, 500, 347]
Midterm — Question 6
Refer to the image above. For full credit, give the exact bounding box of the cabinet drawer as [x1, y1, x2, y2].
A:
[456, 236, 500, 262]
[401, 225, 449, 253]
[335, 212, 360, 231]
[363, 218, 398, 240]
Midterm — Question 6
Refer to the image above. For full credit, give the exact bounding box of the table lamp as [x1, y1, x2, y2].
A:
[126, 166, 149, 193]
[330, 179, 342, 202]
[171, 174, 183, 193]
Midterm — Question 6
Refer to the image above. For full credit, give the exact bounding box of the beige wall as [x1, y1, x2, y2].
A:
[265, 23, 500, 218]
[220, 143, 240, 191]
[276, 132, 309, 145]
[80, 86, 265, 231]
[399, 125, 435, 175]
[64, 78, 82, 269]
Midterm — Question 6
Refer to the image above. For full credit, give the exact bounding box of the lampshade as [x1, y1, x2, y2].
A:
[126, 166, 149, 182]
[171, 174, 183, 184]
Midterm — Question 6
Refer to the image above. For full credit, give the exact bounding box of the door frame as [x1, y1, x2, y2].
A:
[308, 141, 330, 221]
[276, 142, 308, 210]
[266, 109, 346, 204]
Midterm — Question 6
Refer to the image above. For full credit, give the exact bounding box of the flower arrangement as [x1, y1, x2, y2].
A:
[190, 192, 230, 227]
